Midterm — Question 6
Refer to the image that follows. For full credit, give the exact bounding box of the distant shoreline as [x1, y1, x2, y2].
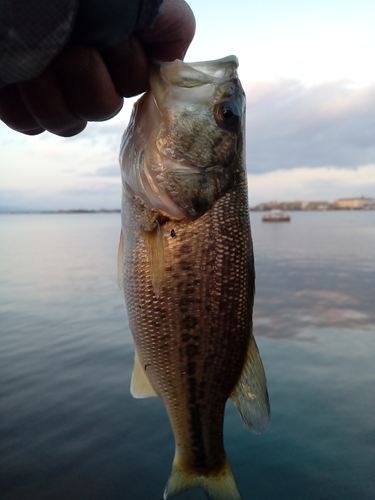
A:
[250, 207, 375, 212]
[1, 198, 375, 214]
[251, 197, 375, 211]
[1, 207, 374, 214]
[0, 209, 121, 214]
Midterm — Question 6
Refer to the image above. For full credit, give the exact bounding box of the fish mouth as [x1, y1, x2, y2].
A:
[153, 55, 239, 90]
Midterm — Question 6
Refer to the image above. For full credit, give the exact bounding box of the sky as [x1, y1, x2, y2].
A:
[1, 0, 375, 210]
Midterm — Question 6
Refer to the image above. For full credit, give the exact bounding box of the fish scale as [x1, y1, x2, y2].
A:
[126, 189, 249, 460]
[119, 56, 270, 500]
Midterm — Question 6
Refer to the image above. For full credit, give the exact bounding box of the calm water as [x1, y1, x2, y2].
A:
[1, 211, 374, 500]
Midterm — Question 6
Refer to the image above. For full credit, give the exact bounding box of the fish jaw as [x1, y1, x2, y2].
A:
[119, 93, 187, 220]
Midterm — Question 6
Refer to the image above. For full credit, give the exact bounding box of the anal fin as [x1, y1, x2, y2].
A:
[130, 350, 158, 399]
[231, 334, 270, 433]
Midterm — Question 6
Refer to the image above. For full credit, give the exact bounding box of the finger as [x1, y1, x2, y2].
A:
[139, 0, 196, 61]
[17, 68, 87, 137]
[101, 36, 149, 98]
[54, 47, 123, 121]
[0, 84, 45, 135]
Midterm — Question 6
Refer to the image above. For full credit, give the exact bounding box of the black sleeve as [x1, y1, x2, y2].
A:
[0, 0, 163, 88]
[69, 0, 163, 48]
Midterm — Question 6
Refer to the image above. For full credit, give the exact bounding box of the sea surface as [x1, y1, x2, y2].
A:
[1, 211, 374, 500]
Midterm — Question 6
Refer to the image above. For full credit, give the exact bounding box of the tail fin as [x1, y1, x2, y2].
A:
[163, 459, 242, 500]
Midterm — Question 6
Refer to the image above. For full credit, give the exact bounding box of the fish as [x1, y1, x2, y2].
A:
[118, 55, 270, 500]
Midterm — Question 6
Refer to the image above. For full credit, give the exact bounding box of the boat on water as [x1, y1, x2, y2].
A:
[262, 209, 291, 222]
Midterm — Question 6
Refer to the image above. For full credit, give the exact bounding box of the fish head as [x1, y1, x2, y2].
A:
[120, 56, 246, 220]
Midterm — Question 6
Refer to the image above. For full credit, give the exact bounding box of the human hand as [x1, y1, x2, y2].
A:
[0, 0, 195, 137]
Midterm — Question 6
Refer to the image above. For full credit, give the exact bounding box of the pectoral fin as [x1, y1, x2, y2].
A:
[117, 229, 124, 290]
[231, 334, 270, 433]
[143, 221, 164, 298]
[130, 350, 158, 398]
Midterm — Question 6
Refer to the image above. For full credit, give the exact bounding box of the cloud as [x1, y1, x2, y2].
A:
[247, 165, 375, 204]
[82, 164, 121, 177]
[3, 77, 375, 210]
[245, 80, 375, 173]
[254, 288, 375, 340]
[0, 180, 122, 211]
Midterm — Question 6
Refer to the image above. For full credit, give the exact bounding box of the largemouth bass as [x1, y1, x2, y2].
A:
[118, 55, 270, 500]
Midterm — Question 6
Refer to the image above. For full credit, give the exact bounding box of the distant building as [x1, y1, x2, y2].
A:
[333, 197, 375, 209]
[280, 201, 303, 211]
[301, 201, 331, 210]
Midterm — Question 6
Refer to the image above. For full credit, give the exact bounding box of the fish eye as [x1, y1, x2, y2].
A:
[215, 101, 241, 131]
